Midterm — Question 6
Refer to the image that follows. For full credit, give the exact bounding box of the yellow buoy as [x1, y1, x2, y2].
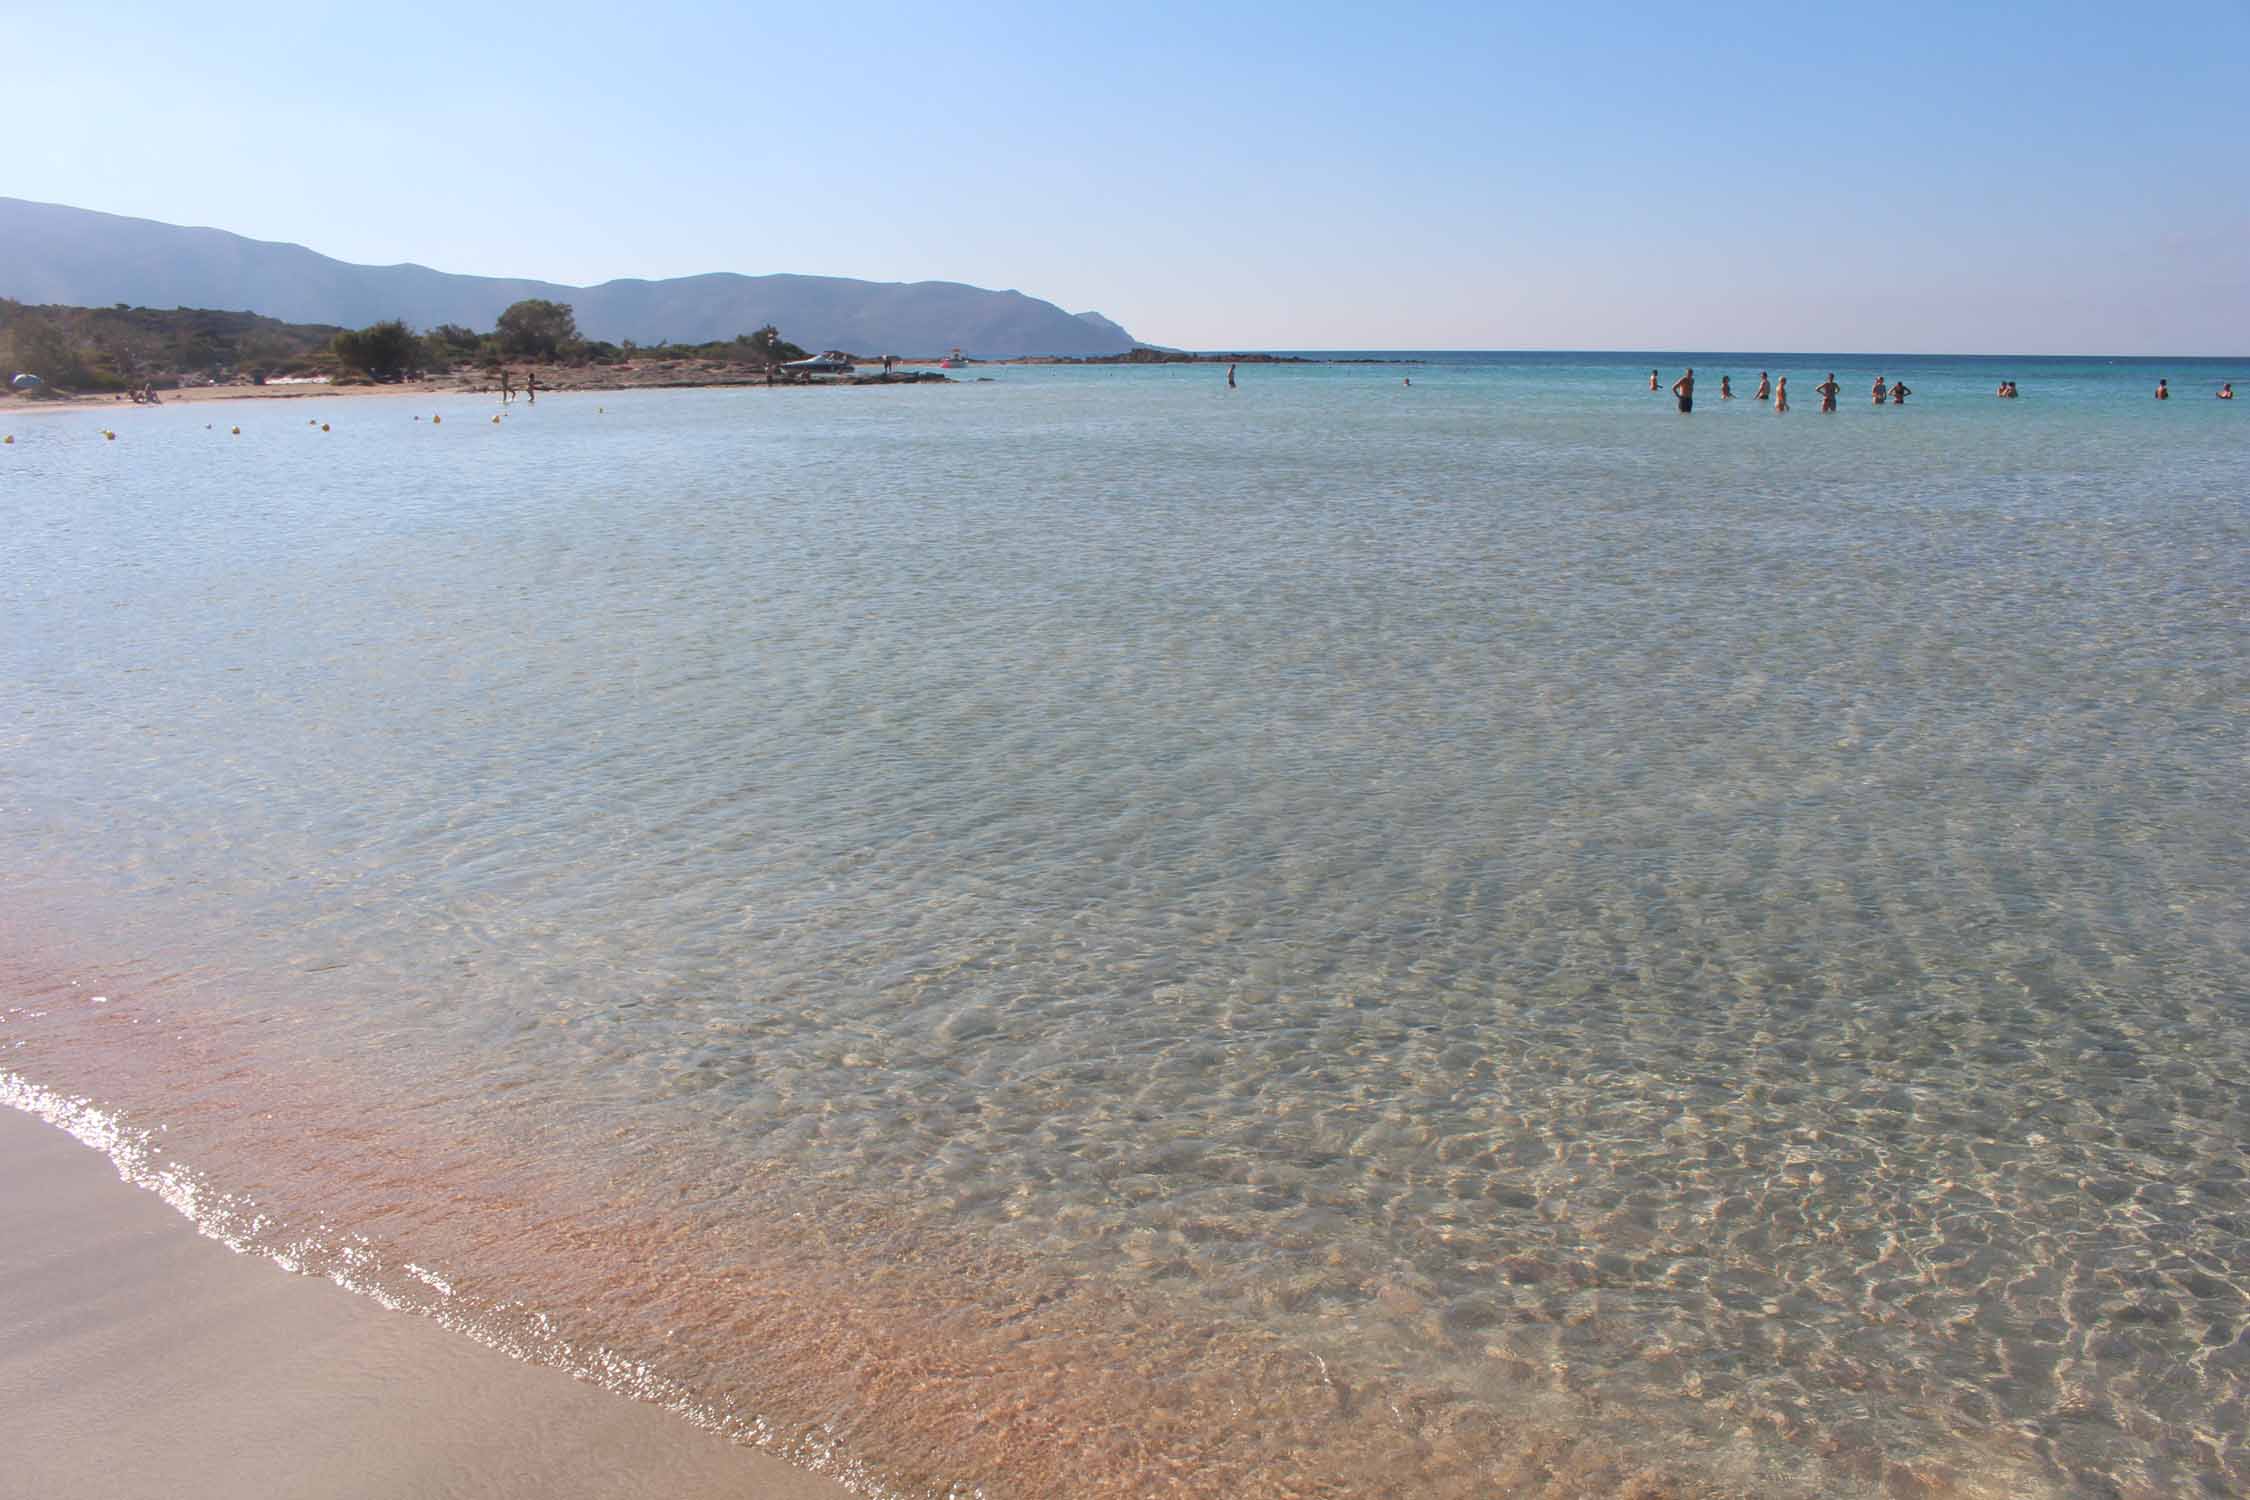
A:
[432, 414, 441, 424]
[3, 435, 12, 444]
[321, 423, 331, 432]
[104, 430, 115, 440]
[231, 426, 241, 435]
[491, 414, 501, 424]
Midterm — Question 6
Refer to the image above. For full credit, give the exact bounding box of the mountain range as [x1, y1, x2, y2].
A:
[0, 198, 1138, 358]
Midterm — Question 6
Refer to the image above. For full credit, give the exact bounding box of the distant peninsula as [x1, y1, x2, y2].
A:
[0, 297, 958, 402]
[0, 197, 1140, 358]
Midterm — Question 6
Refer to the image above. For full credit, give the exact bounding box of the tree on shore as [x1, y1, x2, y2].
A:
[331, 319, 420, 381]
[495, 299, 580, 361]
[738, 324, 809, 365]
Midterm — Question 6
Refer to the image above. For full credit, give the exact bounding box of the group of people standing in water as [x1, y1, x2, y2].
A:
[1652, 369, 2235, 412]
[1653, 367, 1908, 414]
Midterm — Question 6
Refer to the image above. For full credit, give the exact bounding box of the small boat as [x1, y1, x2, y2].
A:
[939, 347, 966, 369]
[781, 351, 855, 376]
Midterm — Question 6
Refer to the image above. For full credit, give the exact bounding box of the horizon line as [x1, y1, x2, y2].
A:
[1167, 347, 2249, 362]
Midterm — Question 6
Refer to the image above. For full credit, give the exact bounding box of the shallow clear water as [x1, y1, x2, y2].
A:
[4, 355, 2246, 1499]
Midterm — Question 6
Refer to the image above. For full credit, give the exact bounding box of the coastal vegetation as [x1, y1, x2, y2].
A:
[0, 299, 341, 392]
[1, 297, 814, 393]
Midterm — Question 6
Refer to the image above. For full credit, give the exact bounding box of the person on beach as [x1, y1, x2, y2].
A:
[2155, 379, 2169, 400]
[1755, 371, 1771, 402]
[1672, 368, 1695, 413]
[1650, 368, 1660, 392]
[1891, 379, 1911, 404]
[1227, 363, 1237, 389]
[1872, 375, 1888, 404]
[1816, 373, 1840, 413]
[1774, 376, 1789, 413]
[526, 368, 537, 404]
[1720, 375, 1733, 400]
[500, 368, 515, 403]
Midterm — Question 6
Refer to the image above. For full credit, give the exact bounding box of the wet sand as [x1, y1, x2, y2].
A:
[0, 1107, 855, 1500]
[0, 380, 455, 413]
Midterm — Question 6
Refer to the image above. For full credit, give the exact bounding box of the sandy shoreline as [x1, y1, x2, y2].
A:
[0, 1106, 854, 1500]
[0, 364, 959, 413]
[0, 381, 455, 413]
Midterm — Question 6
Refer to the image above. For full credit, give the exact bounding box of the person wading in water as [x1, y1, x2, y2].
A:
[1671, 368, 1695, 413]
[1817, 373, 1840, 413]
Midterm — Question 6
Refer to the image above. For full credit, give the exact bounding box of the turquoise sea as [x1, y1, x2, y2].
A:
[3, 352, 2245, 1499]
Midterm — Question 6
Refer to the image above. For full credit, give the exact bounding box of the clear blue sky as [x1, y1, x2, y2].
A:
[7, 0, 2245, 352]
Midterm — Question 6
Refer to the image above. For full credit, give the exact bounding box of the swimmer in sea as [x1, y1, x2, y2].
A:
[1872, 375, 1888, 405]
[1774, 376, 1789, 413]
[1227, 363, 1237, 389]
[1755, 371, 1771, 402]
[1891, 379, 1911, 404]
[1816, 373, 1840, 413]
[1650, 368, 1660, 392]
[1720, 375, 1733, 400]
[1672, 368, 1695, 413]
[2221, 382, 2235, 400]
[2155, 378, 2169, 400]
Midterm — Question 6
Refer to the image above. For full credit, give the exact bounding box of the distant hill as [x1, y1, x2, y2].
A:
[1072, 310, 1134, 343]
[0, 197, 1139, 358]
